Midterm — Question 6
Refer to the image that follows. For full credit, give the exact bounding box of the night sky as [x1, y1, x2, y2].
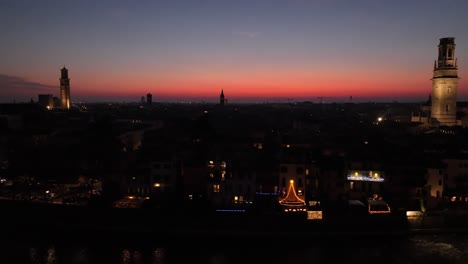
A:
[1, 0, 467, 103]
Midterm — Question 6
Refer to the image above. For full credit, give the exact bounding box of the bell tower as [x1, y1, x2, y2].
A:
[60, 66, 71, 110]
[431, 37, 458, 126]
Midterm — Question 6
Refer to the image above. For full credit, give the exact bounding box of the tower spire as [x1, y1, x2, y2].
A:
[220, 89, 225, 105]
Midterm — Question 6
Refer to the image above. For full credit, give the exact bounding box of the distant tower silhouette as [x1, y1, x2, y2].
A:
[431, 37, 458, 126]
[220, 89, 225, 105]
[147, 93, 152, 105]
[60, 66, 71, 110]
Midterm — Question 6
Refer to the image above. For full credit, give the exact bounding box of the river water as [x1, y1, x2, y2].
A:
[1, 233, 468, 264]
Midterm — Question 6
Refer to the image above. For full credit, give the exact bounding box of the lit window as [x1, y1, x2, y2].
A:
[213, 184, 220, 193]
[350, 181, 354, 190]
[307, 211, 323, 220]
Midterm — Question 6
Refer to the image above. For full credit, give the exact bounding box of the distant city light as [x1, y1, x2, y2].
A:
[406, 211, 422, 218]
[215, 209, 246, 213]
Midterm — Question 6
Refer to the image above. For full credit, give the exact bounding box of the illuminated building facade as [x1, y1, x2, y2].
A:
[59, 67, 71, 110]
[431, 37, 459, 126]
[411, 37, 464, 126]
[207, 160, 227, 206]
[346, 170, 386, 199]
[206, 160, 256, 208]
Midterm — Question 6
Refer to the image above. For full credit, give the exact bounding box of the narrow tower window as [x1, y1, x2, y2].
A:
[446, 104, 449, 112]
[448, 49, 452, 58]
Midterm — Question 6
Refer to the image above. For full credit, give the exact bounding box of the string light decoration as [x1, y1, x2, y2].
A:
[279, 180, 306, 212]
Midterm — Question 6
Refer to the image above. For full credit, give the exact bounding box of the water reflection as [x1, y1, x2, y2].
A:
[121, 249, 144, 264]
[30, 246, 57, 264]
[153, 248, 165, 264]
[47, 246, 56, 264]
[29, 248, 40, 264]
[4, 234, 468, 264]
